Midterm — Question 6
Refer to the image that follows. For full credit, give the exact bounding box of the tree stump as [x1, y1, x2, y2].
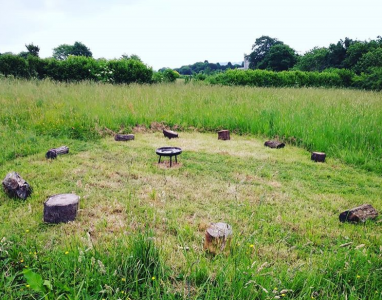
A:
[46, 146, 69, 159]
[339, 204, 378, 223]
[311, 152, 326, 162]
[114, 134, 135, 141]
[218, 130, 230, 140]
[43, 194, 80, 223]
[163, 129, 179, 139]
[2, 172, 32, 200]
[204, 222, 232, 255]
[264, 140, 285, 149]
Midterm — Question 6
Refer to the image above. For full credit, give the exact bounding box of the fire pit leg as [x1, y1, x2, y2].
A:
[175, 155, 178, 163]
[158, 156, 162, 164]
[170, 156, 172, 167]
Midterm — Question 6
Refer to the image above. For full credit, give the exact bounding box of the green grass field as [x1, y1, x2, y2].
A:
[1, 78, 382, 172]
[0, 79, 381, 299]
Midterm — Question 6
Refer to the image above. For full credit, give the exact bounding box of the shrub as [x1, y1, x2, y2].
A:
[0, 54, 29, 78]
[107, 59, 153, 84]
[206, 69, 352, 89]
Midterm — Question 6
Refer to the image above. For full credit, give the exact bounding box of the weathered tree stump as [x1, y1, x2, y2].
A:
[44, 194, 80, 223]
[114, 134, 135, 141]
[311, 152, 326, 162]
[2, 172, 32, 200]
[264, 140, 285, 149]
[163, 129, 179, 139]
[46, 146, 69, 159]
[339, 204, 378, 223]
[204, 222, 232, 255]
[218, 130, 230, 140]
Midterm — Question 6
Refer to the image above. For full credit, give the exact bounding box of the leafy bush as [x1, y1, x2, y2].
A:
[206, 69, 351, 88]
[107, 59, 153, 84]
[0, 54, 29, 78]
[152, 69, 179, 83]
[353, 67, 382, 91]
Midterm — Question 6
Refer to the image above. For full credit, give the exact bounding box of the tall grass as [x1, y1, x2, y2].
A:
[1, 78, 381, 172]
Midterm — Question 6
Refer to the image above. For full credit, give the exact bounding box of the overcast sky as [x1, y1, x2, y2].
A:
[1, 0, 381, 70]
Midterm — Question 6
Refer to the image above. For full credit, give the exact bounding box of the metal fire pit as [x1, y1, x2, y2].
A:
[156, 147, 182, 167]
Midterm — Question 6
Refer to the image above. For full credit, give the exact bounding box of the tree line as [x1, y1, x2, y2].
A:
[1, 36, 382, 89]
[175, 35, 382, 90]
[171, 60, 243, 76]
[0, 42, 179, 84]
[246, 35, 382, 74]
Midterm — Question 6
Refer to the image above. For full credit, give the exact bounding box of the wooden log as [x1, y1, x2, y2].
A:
[2, 172, 32, 200]
[264, 140, 285, 149]
[218, 130, 230, 140]
[339, 204, 378, 223]
[204, 222, 232, 255]
[163, 129, 179, 139]
[114, 134, 135, 141]
[311, 152, 326, 162]
[46, 146, 69, 159]
[44, 194, 80, 223]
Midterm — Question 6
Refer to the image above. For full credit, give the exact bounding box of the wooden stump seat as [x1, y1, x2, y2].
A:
[44, 194, 80, 223]
[218, 130, 230, 140]
[204, 222, 232, 255]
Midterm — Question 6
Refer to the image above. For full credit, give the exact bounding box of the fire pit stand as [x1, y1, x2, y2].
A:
[156, 147, 182, 167]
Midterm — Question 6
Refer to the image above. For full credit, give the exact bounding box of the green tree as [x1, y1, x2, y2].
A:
[121, 54, 142, 62]
[344, 40, 380, 71]
[53, 42, 92, 60]
[327, 38, 353, 69]
[294, 47, 330, 72]
[259, 44, 298, 71]
[71, 42, 92, 57]
[354, 48, 382, 74]
[245, 36, 283, 69]
[53, 44, 73, 60]
[25, 43, 40, 57]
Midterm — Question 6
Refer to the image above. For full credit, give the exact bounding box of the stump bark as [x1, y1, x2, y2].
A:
[339, 204, 378, 223]
[46, 146, 69, 159]
[2, 172, 32, 200]
[264, 140, 285, 149]
[218, 130, 230, 140]
[311, 152, 326, 162]
[204, 222, 232, 255]
[163, 129, 179, 139]
[43, 194, 80, 223]
[114, 134, 135, 141]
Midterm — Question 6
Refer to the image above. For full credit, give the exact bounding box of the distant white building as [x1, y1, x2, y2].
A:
[238, 56, 250, 70]
[243, 56, 249, 70]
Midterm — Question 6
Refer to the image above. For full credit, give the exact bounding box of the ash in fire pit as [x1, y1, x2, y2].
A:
[156, 147, 182, 167]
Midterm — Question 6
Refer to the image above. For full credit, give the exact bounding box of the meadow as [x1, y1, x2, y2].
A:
[0, 78, 381, 299]
[1, 79, 382, 172]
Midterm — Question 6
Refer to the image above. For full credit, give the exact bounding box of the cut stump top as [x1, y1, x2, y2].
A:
[44, 194, 80, 207]
[206, 222, 232, 238]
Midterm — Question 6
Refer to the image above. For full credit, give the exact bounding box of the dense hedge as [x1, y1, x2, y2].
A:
[0, 54, 153, 84]
[204, 68, 382, 90]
